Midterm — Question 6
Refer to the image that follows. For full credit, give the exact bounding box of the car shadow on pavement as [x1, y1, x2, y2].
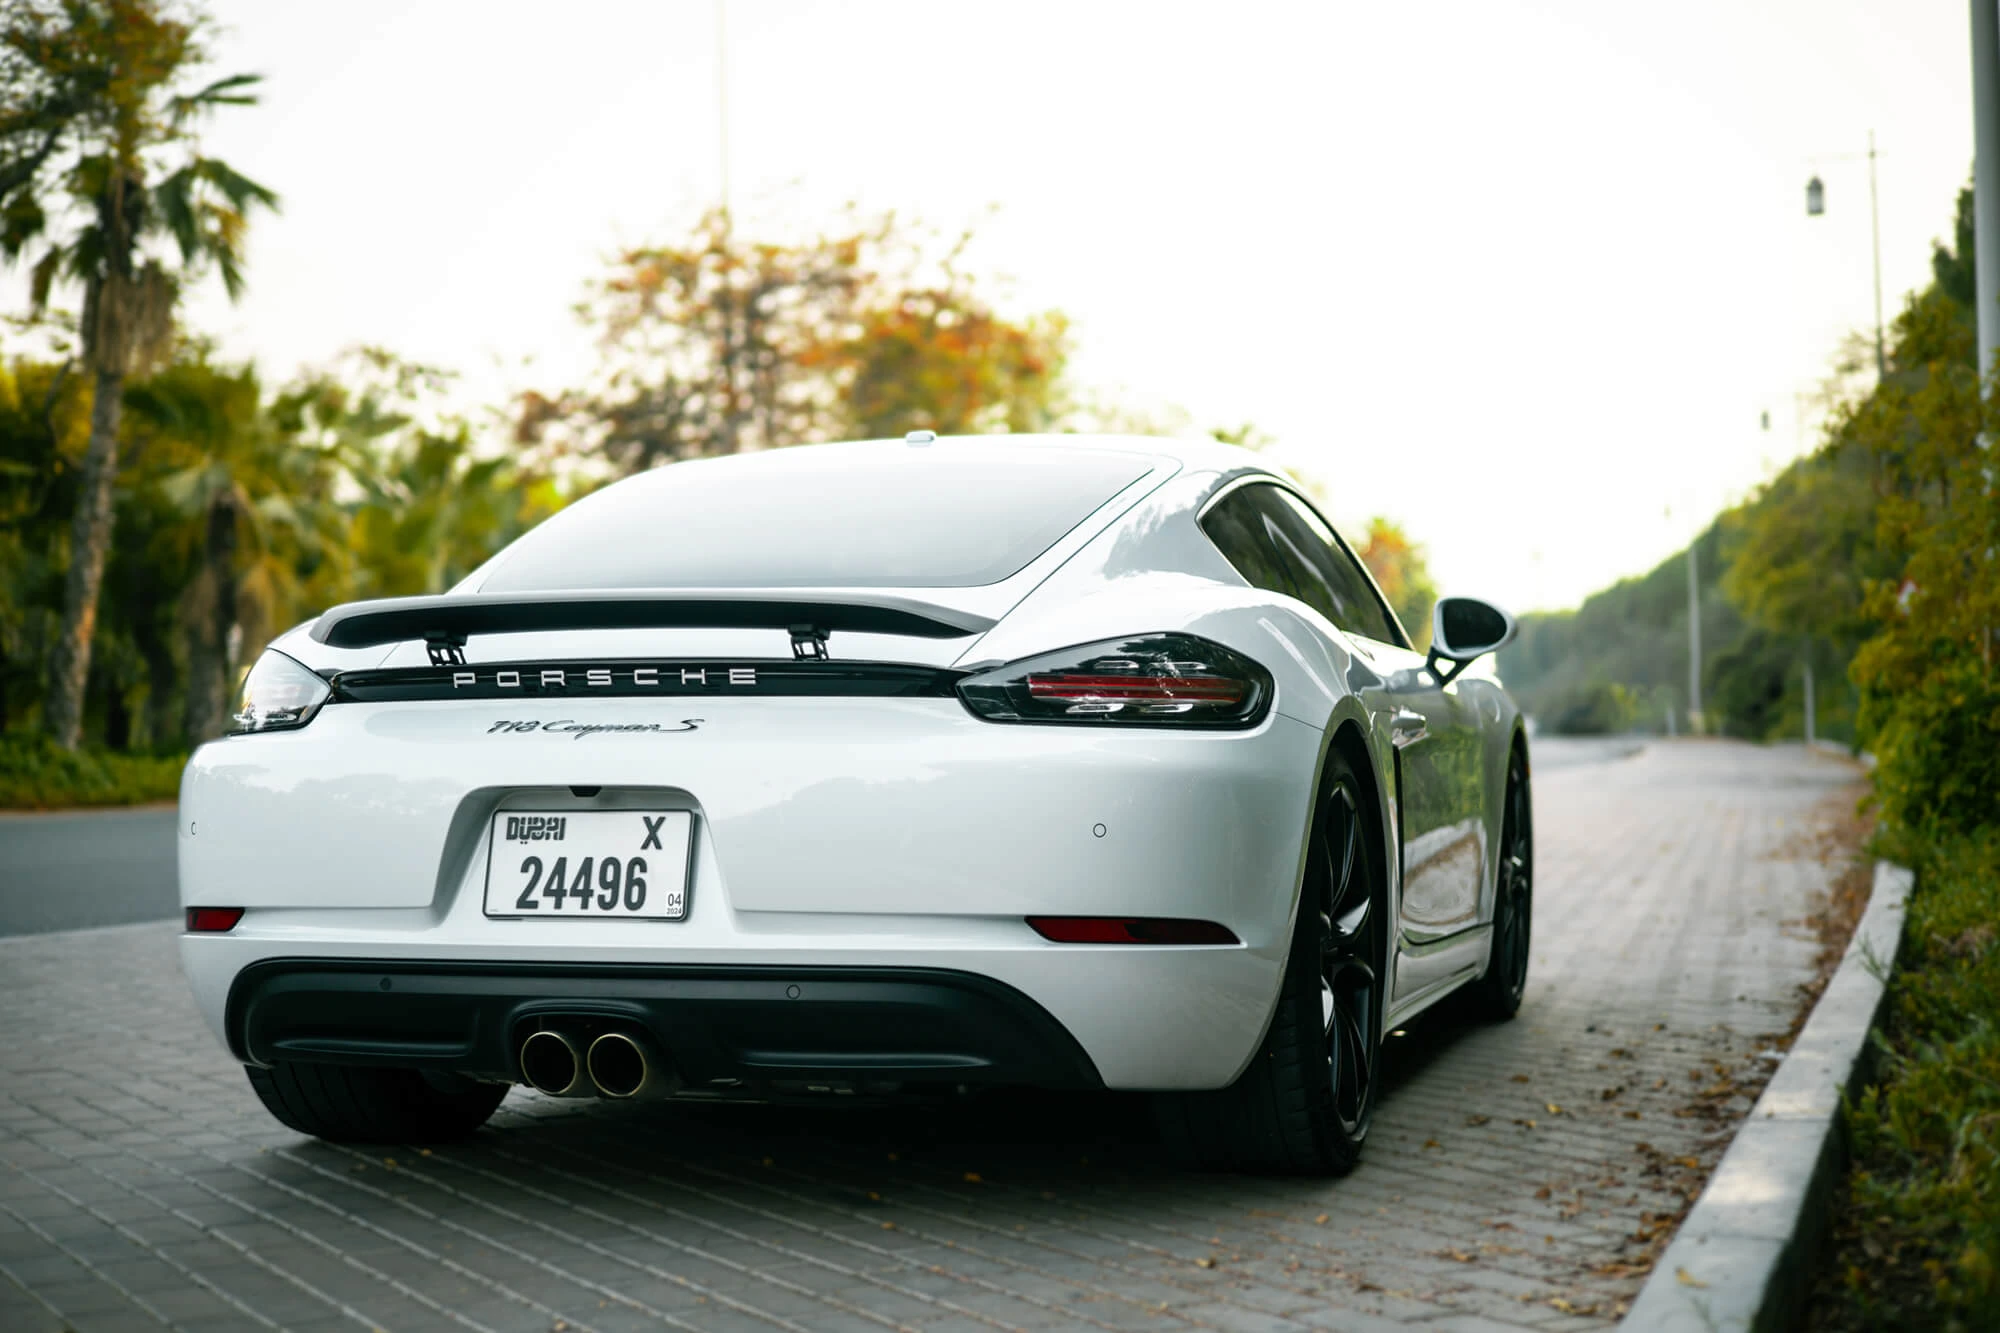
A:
[426, 1002, 1500, 1181]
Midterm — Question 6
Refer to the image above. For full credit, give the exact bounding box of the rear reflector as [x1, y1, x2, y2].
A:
[1026, 916, 1239, 945]
[185, 907, 245, 933]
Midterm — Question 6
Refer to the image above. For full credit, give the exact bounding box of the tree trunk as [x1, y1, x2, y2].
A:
[43, 367, 125, 750]
[182, 492, 238, 744]
[136, 619, 177, 751]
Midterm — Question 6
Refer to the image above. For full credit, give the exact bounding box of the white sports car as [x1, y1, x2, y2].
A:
[179, 433, 1531, 1174]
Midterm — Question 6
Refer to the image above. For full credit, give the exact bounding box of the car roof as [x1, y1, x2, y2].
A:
[659, 432, 1271, 478]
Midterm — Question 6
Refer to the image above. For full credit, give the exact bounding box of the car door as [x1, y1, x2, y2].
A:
[1272, 498, 1487, 942]
[1201, 482, 1488, 1004]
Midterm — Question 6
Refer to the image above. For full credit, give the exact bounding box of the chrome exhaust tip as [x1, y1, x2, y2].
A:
[586, 1029, 679, 1101]
[519, 1029, 586, 1096]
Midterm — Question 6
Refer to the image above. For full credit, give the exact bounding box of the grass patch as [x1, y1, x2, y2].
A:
[1806, 827, 2000, 1331]
[0, 732, 186, 809]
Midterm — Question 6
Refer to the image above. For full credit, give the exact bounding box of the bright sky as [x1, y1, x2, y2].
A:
[131, 3, 1984, 609]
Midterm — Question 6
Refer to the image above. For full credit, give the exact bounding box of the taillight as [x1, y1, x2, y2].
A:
[956, 634, 1271, 728]
[185, 907, 245, 932]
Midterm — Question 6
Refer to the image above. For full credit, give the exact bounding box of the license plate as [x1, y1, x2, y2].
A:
[483, 810, 692, 920]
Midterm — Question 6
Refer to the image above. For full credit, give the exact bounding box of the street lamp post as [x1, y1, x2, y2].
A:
[1795, 135, 1888, 746]
[1805, 131, 1887, 382]
[1687, 541, 1702, 734]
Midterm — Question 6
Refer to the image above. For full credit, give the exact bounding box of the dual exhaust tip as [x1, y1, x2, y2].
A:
[519, 1026, 678, 1100]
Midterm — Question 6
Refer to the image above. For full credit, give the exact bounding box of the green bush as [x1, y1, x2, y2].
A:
[0, 732, 185, 809]
[1537, 679, 1639, 735]
[1861, 660, 2000, 839]
[1826, 828, 2000, 1327]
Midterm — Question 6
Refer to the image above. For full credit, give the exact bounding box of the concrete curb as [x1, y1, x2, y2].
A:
[1620, 860, 1913, 1332]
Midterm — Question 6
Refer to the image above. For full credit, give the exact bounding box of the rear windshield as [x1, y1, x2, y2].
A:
[480, 443, 1159, 591]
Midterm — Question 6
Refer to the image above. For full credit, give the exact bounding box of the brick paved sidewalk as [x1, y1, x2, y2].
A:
[0, 739, 1863, 1333]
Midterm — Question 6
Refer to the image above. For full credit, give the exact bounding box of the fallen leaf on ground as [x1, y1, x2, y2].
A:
[1676, 1267, 1709, 1288]
[1466, 1114, 1490, 1126]
[1510, 1073, 1531, 1083]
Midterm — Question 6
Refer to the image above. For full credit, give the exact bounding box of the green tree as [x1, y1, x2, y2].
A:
[125, 359, 348, 741]
[1356, 517, 1438, 644]
[326, 350, 563, 599]
[827, 231, 1068, 438]
[1, 0, 276, 748]
[0, 353, 89, 732]
[523, 209, 1072, 473]
[1841, 277, 1999, 832]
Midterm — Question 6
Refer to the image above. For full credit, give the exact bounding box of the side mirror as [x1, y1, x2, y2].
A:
[1426, 596, 1517, 684]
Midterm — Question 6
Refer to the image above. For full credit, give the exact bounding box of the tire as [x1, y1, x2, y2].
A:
[1465, 743, 1533, 1021]
[1154, 743, 1387, 1175]
[245, 1062, 508, 1143]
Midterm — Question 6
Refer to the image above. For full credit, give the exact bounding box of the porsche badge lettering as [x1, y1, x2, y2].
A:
[449, 666, 757, 690]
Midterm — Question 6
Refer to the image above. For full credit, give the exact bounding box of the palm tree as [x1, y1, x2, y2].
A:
[1, 1, 276, 748]
[126, 361, 348, 743]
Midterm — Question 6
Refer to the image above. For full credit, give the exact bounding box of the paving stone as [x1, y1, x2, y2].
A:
[0, 739, 1863, 1329]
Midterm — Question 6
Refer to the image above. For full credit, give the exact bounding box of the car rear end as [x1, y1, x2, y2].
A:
[179, 438, 1321, 1114]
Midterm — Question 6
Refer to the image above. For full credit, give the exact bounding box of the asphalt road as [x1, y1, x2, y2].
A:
[0, 805, 180, 936]
[0, 739, 1865, 1331]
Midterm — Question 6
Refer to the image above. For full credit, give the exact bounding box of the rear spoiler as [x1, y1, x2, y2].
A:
[311, 589, 994, 662]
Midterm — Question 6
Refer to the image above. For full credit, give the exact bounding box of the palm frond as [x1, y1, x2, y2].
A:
[152, 165, 199, 262]
[27, 246, 61, 310]
[211, 240, 244, 301]
[156, 462, 221, 513]
[0, 189, 47, 259]
[191, 157, 278, 216]
[171, 73, 264, 123]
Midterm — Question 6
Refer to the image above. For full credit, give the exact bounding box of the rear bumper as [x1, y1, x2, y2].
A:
[178, 697, 1325, 1090]
[226, 958, 1102, 1092]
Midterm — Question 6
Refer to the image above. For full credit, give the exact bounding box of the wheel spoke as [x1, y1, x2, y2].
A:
[1342, 1006, 1370, 1098]
[1323, 782, 1368, 940]
[1331, 985, 1373, 1125]
[1333, 891, 1370, 940]
[1314, 771, 1381, 1141]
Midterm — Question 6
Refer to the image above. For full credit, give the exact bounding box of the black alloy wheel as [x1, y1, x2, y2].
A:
[1153, 744, 1386, 1174]
[1319, 774, 1382, 1141]
[1469, 745, 1533, 1020]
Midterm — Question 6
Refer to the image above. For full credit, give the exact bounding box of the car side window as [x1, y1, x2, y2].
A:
[1199, 487, 1301, 602]
[1205, 482, 1404, 647]
[1259, 488, 1405, 646]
